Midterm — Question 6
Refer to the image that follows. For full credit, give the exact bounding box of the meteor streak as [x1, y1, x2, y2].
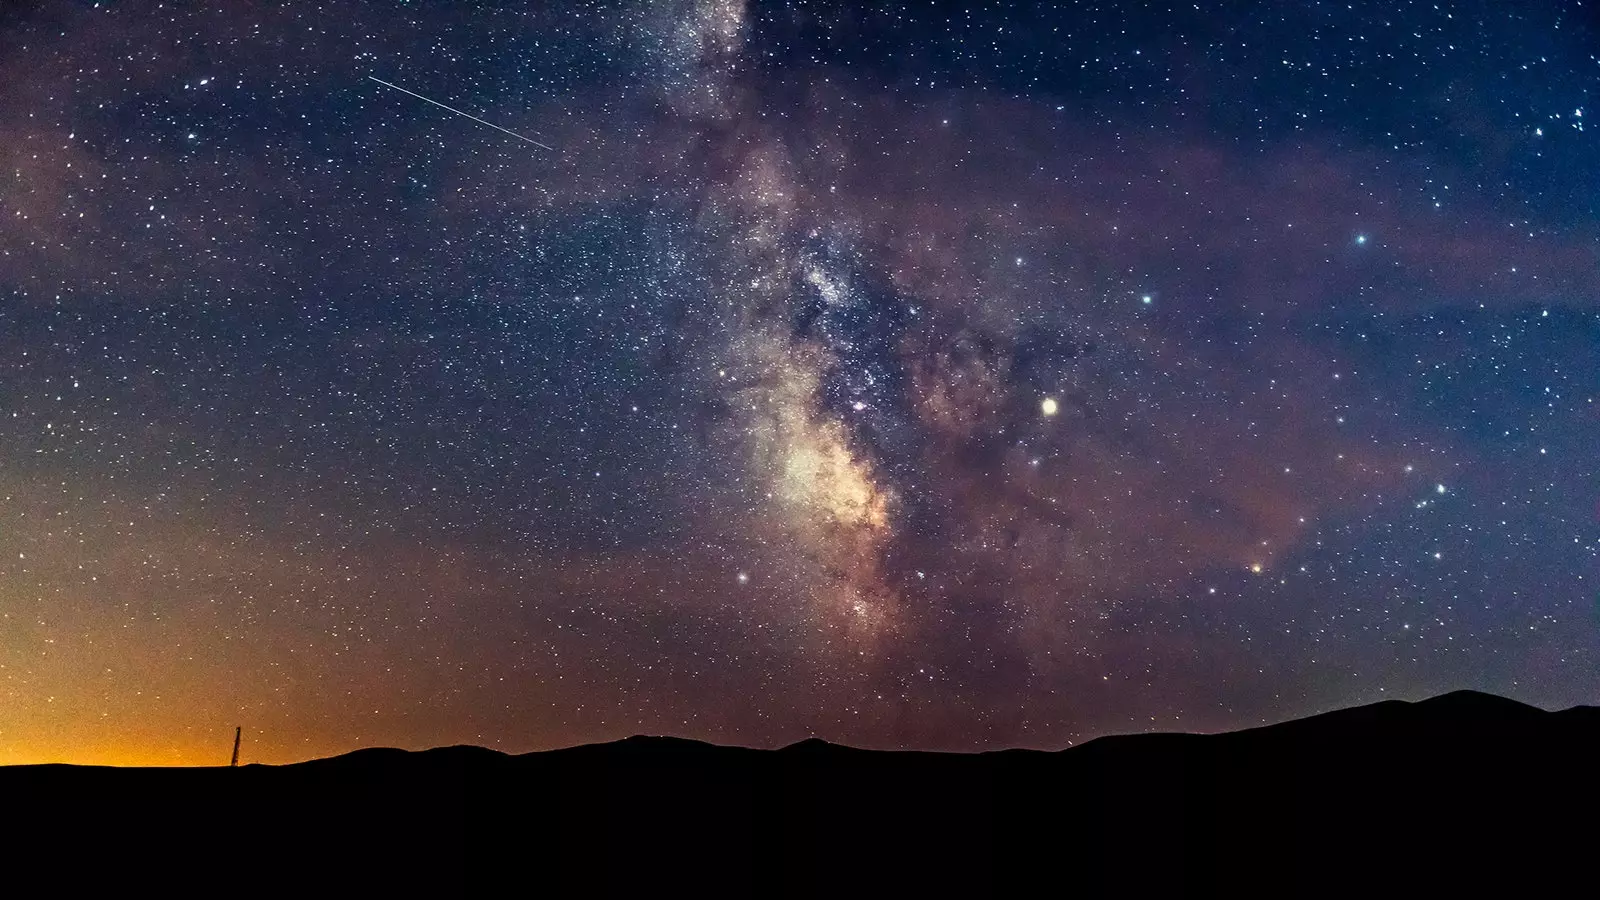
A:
[368, 76, 555, 151]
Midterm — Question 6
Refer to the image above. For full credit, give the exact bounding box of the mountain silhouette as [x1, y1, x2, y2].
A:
[6, 691, 1596, 897]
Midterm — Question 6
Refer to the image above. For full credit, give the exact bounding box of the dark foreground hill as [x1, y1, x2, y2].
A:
[6, 691, 1598, 897]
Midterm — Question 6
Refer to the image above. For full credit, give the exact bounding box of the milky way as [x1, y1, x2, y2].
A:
[0, 1, 1596, 764]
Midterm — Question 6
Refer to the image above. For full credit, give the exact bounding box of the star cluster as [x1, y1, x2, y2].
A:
[0, 0, 1596, 764]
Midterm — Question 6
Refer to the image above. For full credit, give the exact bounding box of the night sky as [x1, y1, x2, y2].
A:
[1, 1, 1597, 766]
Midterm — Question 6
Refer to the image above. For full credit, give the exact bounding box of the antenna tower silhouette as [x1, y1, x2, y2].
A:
[230, 726, 241, 767]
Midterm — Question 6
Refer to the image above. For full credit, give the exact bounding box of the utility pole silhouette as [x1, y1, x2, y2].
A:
[230, 727, 241, 767]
